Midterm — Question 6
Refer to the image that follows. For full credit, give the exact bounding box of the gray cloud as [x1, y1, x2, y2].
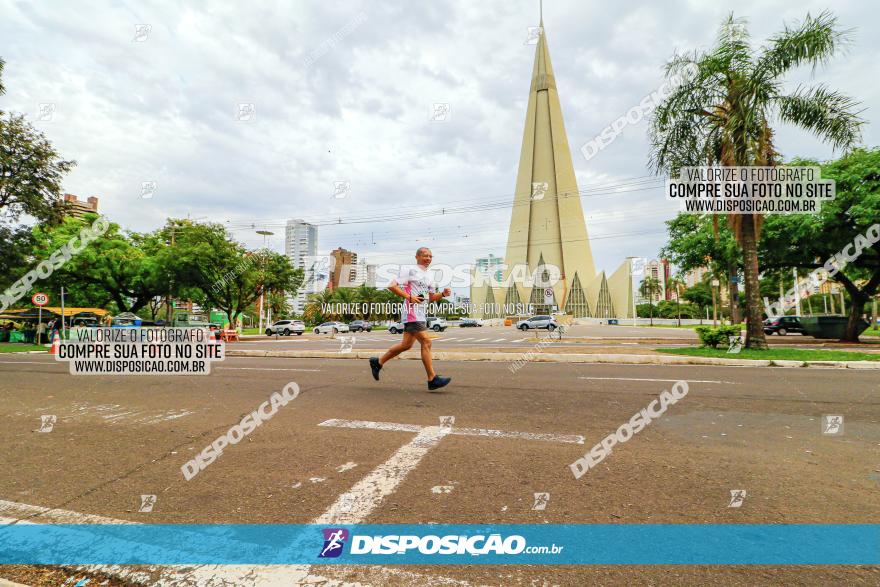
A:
[1, 0, 876, 281]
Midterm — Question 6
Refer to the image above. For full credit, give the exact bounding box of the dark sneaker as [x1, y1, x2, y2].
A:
[427, 375, 451, 391]
[369, 357, 382, 381]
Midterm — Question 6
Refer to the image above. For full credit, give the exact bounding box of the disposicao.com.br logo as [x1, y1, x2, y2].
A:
[319, 530, 563, 558]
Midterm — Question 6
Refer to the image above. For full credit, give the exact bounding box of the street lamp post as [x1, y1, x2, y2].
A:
[256, 230, 274, 334]
[711, 278, 720, 327]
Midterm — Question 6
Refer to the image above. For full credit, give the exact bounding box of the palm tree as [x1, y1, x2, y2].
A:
[667, 275, 686, 326]
[639, 276, 662, 326]
[650, 12, 863, 349]
[303, 289, 336, 325]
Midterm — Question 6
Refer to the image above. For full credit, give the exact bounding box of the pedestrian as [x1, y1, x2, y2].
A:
[369, 247, 452, 391]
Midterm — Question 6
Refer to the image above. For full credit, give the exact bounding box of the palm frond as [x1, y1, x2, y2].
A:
[753, 10, 852, 82]
[774, 84, 864, 150]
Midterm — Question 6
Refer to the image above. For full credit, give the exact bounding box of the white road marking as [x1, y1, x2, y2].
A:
[314, 425, 449, 524]
[0, 499, 476, 586]
[578, 376, 736, 384]
[0, 360, 59, 365]
[492, 338, 507, 342]
[320, 419, 584, 445]
[457, 337, 473, 341]
[473, 338, 492, 342]
[320, 419, 423, 433]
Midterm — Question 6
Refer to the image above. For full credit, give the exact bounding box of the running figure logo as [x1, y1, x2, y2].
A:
[138, 494, 157, 512]
[727, 335, 743, 354]
[531, 492, 550, 511]
[319, 528, 349, 558]
[727, 489, 746, 508]
[38, 415, 57, 433]
[822, 415, 844, 435]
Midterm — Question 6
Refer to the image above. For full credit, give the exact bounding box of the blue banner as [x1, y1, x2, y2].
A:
[1, 524, 877, 565]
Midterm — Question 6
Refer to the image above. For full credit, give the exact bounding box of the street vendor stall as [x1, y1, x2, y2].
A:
[0, 307, 109, 343]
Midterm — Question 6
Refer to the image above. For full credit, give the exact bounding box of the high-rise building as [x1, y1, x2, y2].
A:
[475, 254, 504, 285]
[62, 194, 99, 219]
[329, 247, 359, 289]
[469, 20, 633, 319]
[365, 264, 378, 287]
[284, 219, 318, 313]
[638, 259, 667, 304]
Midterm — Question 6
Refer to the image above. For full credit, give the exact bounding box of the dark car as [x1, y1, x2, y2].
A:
[763, 316, 806, 336]
[349, 320, 373, 332]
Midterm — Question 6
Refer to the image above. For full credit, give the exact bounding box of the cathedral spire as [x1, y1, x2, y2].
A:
[500, 20, 596, 315]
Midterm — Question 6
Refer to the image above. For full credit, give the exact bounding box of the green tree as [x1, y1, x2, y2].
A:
[30, 214, 169, 313]
[760, 149, 880, 341]
[666, 274, 686, 326]
[662, 214, 742, 322]
[0, 223, 35, 293]
[683, 282, 713, 323]
[650, 11, 863, 349]
[0, 114, 76, 224]
[639, 276, 662, 325]
[166, 222, 302, 328]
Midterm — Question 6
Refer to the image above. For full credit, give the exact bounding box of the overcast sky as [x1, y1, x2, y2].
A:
[2, 0, 877, 283]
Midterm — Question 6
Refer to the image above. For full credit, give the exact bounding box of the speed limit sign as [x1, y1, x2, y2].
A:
[32, 292, 49, 306]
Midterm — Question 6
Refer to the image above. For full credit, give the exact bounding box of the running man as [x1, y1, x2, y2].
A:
[369, 247, 452, 391]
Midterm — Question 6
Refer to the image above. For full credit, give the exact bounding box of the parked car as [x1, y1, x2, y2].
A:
[763, 316, 806, 336]
[515, 315, 558, 331]
[427, 316, 448, 332]
[313, 321, 349, 334]
[349, 320, 373, 332]
[459, 318, 483, 327]
[388, 322, 405, 334]
[265, 319, 305, 336]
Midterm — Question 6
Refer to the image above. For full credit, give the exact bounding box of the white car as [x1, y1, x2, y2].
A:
[426, 316, 448, 332]
[265, 320, 304, 336]
[313, 321, 349, 334]
[515, 315, 558, 331]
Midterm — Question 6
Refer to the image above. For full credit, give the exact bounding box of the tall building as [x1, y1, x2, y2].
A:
[365, 264, 378, 287]
[637, 259, 667, 304]
[329, 247, 359, 289]
[62, 194, 99, 218]
[284, 219, 318, 313]
[475, 254, 504, 285]
[470, 20, 633, 319]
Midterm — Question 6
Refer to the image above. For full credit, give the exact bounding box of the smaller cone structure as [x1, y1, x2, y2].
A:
[50, 331, 60, 354]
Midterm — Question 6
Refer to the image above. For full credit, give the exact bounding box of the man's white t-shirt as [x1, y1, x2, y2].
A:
[392, 265, 436, 323]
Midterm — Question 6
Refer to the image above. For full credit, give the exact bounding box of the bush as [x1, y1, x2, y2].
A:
[695, 324, 742, 348]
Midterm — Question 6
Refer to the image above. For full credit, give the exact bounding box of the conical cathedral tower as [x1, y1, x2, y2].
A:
[470, 22, 633, 320]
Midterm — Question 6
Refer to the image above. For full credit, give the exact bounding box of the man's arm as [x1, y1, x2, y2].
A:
[428, 288, 452, 302]
[388, 283, 421, 303]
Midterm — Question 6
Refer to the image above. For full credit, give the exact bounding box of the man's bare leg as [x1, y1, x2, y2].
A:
[413, 330, 435, 380]
[379, 332, 415, 366]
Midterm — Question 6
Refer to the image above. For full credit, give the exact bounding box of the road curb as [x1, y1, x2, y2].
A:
[226, 349, 880, 369]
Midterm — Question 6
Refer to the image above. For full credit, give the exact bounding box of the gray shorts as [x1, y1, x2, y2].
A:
[404, 321, 427, 334]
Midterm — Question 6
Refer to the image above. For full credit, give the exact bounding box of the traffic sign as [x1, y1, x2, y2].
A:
[32, 292, 49, 306]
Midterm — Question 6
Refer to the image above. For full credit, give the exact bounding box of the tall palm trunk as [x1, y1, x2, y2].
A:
[727, 264, 740, 323]
[740, 213, 768, 349]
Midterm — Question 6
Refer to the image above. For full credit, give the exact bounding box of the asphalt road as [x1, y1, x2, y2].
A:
[1, 354, 878, 586]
